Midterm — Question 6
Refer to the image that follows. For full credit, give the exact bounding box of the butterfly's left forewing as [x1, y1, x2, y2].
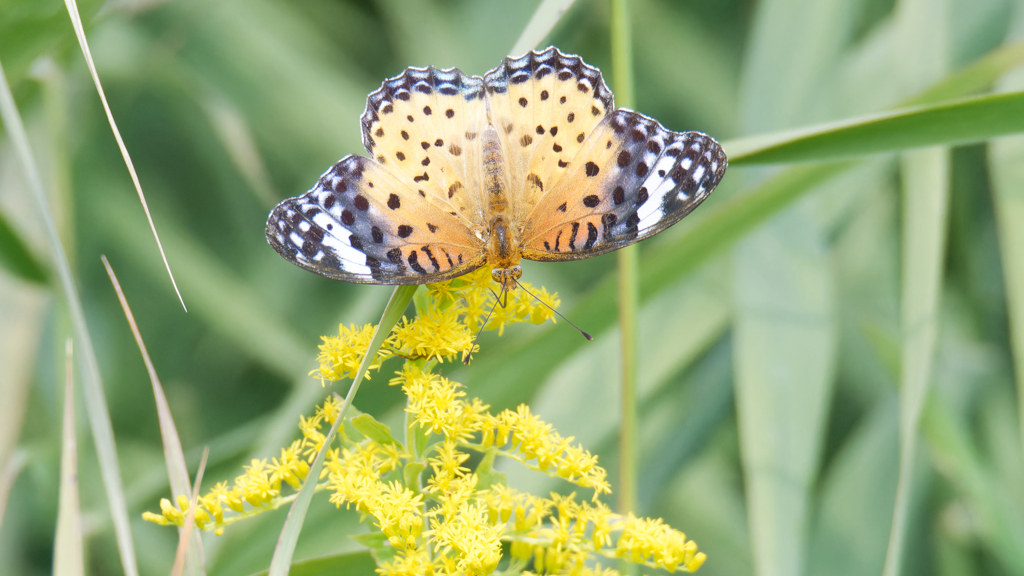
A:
[520, 109, 727, 261]
[267, 155, 485, 284]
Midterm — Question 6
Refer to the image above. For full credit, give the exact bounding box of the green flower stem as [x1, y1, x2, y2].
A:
[213, 483, 330, 530]
[269, 285, 416, 576]
[611, 0, 639, 523]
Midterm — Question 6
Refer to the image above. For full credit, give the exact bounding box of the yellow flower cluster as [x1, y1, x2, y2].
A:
[143, 268, 705, 574]
[395, 368, 609, 497]
[141, 400, 346, 535]
[141, 439, 312, 535]
[311, 267, 559, 381]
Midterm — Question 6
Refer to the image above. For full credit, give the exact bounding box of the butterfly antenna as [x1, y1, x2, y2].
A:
[463, 285, 505, 365]
[515, 281, 593, 341]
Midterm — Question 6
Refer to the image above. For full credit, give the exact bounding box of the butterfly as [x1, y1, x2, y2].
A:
[266, 47, 727, 294]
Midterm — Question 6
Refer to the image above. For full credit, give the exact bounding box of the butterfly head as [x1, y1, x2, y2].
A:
[492, 265, 522, 293]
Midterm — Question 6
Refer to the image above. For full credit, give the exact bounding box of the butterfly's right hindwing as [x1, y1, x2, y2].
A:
[266, 155, 485, 284]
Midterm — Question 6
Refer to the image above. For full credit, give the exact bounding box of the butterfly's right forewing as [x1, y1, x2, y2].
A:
[520, 109, 727, 262]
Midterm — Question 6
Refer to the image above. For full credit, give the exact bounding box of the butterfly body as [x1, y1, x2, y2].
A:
[266, 47, 727, 289]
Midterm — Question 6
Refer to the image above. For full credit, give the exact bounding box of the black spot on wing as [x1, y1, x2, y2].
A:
[583, 222, 598, 250]
[407, 250, 427, 274]
[422, 246, 441, 271]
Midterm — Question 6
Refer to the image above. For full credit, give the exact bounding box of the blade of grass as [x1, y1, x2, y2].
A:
[0, 207, 46, 284]
[989, 61, 1024, 466]
[611, 0, 638, 521]
[0, 275, 46, 480]
[903, 39, 1024, 106]
[53, 339, 84, 576]
[921, 395, 1024, 572]
[733, 1, 853, 574]
[0, 449, 27, 533]
[727, 90, 1024, 165]
[732, 211, 837, 576]
[884, 3, 951, 572]
[883, 147, 950, 575]
[62, 0, 185, 310]
[268, 285, 416, 576]
[172, 448, 210, 576]
[637, 336, 734, 513]
[0, 56, 140, 576]
[883, 145, 950, 576]
[202, 94, 278, 209]
[727, 36, 1024, 162]
[808, 398, 899, 576]
[510, 0, 577, 55]
[102, 255, 205, 575]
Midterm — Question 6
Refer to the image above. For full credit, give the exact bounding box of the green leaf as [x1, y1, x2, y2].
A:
[349, 531, 388, 549]
[989, 67, 1024, 467]
[474, 449, 506, 491]
[370, 543, 398, 567]
[727, 90, 1024, 165]
[413, 420, 432, 459]
[0, 207, 46, 284]
[403, 462, 427, 490]
[351, 414, 400, 446]
[97, 195, 312, 380]
[249, 550, 377, 576]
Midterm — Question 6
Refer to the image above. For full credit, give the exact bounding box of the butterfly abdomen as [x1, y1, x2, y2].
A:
[480, 124, 522, 276]
[482, 124, 509, 211]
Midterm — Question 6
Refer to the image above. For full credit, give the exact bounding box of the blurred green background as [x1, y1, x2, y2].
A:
[2, 0, 1024, 575]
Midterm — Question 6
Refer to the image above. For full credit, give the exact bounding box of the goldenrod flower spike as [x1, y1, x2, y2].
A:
[144, 269, 705, 573]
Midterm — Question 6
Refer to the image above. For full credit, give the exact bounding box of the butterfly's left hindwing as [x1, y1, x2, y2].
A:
[266, 155, 485, 284]
[520, 109, 727, 261]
